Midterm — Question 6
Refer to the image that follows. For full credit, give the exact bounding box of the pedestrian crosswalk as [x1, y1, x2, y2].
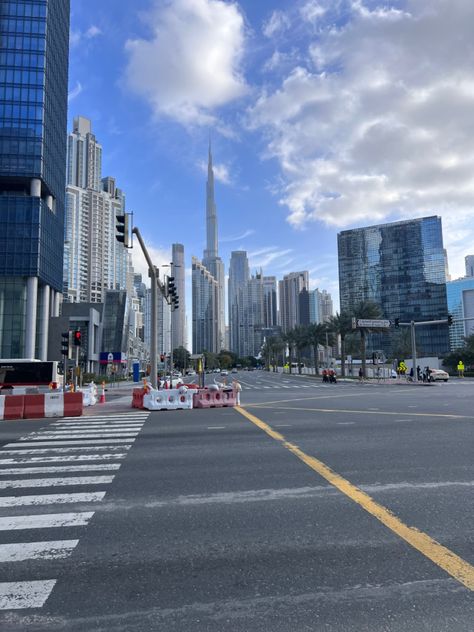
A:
[241, 383, 332, 390]
[0, 410, 149, 612]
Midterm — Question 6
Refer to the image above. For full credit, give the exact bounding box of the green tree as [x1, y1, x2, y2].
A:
[351, 300, 383, 378]
[306, 323, 327, 375]
[327, 312, 353, 377]
[173, 346, 190, 371]
[292, 326, 310, 374]
[218, 349, 237, 369]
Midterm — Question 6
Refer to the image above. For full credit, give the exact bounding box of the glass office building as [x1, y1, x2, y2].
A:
[0, 0, 70, 358]
[338, 216, 449, 356]
[446, 277, 474, 351]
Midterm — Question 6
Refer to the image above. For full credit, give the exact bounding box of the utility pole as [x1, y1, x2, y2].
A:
[132, 228, 160, 389]
[410, 321, 417, 382]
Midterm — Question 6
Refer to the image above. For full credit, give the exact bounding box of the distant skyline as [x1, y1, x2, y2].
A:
[69, 0, 474, 310]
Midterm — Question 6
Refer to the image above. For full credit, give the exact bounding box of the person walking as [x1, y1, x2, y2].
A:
[233, 380, 242, 405]
[358, 367, 363, 383]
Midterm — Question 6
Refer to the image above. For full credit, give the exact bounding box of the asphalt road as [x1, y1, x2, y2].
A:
[0, 371, 473, 631]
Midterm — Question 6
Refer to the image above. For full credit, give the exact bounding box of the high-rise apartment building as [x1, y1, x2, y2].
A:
[0, 0, 70, 358]
[192, 257, 218, 354]
[263, 276, 278, 328]
[465, 255, 474, 278]
[228, 251, 249, 354]
[278, 272, 309, 333]
[446, 277, 474, 350]
[201, 143, 225, 350]
[338, 216, 449, 356]
[240, 272, 264, 357]
[309, 289, 333, 324]
[63, 117, 130, 303]
[171, 243, 186, 350]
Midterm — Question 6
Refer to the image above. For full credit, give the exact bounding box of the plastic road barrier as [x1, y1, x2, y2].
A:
[132, 388, 146, 409]
[193, 388, 237, 409]
[78, 383, 98, 407]
[22, 392, 83, 419]
[143, 387, 193, 411]
[0, 395, 25, 421]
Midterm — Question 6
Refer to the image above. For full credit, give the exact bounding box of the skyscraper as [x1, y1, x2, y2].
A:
[228, 250, 249, 354]
[278, 272, 309, 333]
[263, 276, 277, 329]
[240, 272, 264, 357]
[201, 142, 225, 350]
[338, 216, 449, 356]
[63, 117, 130, 303]
[171, 243, 186, 350]
[309, 288, 333, 324]
[465, 255, 474, 278]
[446, 277, 474, 350]
[192, 256, 218, 353]
[0, 0, 70, 358]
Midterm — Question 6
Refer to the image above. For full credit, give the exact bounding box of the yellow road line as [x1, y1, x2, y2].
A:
[235, 406, 474, 591]
[243, 405, 472, 420]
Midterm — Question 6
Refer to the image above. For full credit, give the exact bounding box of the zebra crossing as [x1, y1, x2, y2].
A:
[241, 382, 332, 390]
[0, 410, 149, 611]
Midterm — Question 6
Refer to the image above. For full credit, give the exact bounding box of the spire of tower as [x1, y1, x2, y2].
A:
[204, 138, 218, 259]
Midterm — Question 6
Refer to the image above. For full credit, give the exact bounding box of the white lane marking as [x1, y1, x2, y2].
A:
[0, 580, 57, 610]
[274, 424, 292, 427]
[6, 439, 135, 447]
[368, 408, 380, 411]
[0, 446, 131, 455]
[0, 540, 78, 563]
[207, 426, 226, 429]
[0, 475, 115, 489]
[262, 386, 271, 389]
[0, 512, 94, 531]
[21, 432, 139, 440]
[63, 415, 148, 421]
[49, 424, 143, 430]
[0, 454, 126, 464]
[0, 464, 121, 475]
[0, 492, 106, 507]
[337, 422, 356, 425]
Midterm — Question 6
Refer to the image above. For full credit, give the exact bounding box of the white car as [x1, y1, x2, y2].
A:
[186, 370, 196, 376]
[220, 370, 228, 376]
[428, 369, 449, 382]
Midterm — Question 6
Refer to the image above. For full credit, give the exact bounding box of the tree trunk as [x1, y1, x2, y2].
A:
[341, 335, 346, 377]
[288, 346, 292, 374]
[297, 350, 302, 374]
[361, 330, 366, 377]
[313, 345, 319, 376]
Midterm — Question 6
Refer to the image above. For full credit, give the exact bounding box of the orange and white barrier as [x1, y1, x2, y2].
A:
[0, 394, 25, 420]
[193, 388, 237, 409]
[22, 392, 83, 419]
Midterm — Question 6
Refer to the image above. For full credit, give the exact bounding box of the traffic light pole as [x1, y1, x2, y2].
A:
[132, 227, 160, 389]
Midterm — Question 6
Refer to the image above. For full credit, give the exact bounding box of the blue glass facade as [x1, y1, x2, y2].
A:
[0, 1, 70, 357]
[446, 277, 474, 350]
[0, 0, 69, 288]
[338, 216, 450, 356]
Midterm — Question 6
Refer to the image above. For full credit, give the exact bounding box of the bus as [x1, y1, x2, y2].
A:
[0, 359, 61, 390]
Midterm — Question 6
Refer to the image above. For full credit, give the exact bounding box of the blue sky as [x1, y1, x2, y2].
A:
[69, 0, 474, 318]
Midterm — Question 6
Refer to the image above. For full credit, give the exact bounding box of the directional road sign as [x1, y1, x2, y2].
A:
[356, 319, 391, 328]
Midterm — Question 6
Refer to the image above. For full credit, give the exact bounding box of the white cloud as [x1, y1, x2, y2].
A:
[85, 25, 102, 39]
[198, 159, 233, 185]
[124, 0, 247, 126]
[221, 229, 255, 243]
[247, 1, 474, 273]
[263, 10, 290, 38]
[300, 1, 326, 24]
[131, 243, 171, 288]
[68, 81, 83, 102]
[248, 246, 294, 270]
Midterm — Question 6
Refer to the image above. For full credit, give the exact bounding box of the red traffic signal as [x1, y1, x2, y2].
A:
[73, 330, 82, 346]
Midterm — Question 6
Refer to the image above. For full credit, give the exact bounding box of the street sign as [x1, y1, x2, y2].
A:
[356, 319, 391, 328]
[107, 352, 114, 363]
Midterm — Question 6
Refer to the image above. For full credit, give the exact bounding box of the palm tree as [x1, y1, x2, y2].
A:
[283, 330, 297, 374]
[306, 323, 328, 375]
[327, 312, 353, 377]
[292, 325, 309, 374]
[351, 300, 383, 378]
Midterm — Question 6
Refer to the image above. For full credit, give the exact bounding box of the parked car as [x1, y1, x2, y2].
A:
[428, 368, 449, 382]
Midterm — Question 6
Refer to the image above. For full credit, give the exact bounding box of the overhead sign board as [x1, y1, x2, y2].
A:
[356, 319, 391, 329]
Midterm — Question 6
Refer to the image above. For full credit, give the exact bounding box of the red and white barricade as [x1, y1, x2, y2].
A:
[0, 395, 25, 421]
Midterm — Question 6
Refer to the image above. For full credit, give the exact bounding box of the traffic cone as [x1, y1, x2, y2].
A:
[99, 382, 106, 404]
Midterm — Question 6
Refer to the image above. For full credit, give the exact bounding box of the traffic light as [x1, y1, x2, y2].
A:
[448, 314, 453, 326]
[173, 295, 179, 309]
[73, 330, 82, 346]
[394, 318, 399, 328]
[116, 213, 130, 248]
[167, 276, 176, 295]
[61, 332, 70, 356]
